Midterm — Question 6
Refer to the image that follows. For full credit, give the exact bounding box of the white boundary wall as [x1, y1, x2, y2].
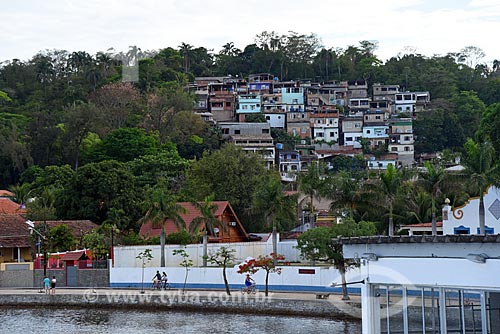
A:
[113, 238, 303, 268]
[110, 265, 364, 292]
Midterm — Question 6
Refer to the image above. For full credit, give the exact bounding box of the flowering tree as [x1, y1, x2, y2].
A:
[237, 253, 285, 296]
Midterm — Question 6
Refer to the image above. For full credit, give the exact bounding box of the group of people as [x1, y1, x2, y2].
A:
[43, 276, 57, 294]
[152, 271, 168, 290]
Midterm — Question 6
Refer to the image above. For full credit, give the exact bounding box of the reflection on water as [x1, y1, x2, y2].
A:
[0, 307, 360, 334]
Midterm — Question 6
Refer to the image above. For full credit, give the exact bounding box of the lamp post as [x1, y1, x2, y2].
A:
[26, 220, 48, 277]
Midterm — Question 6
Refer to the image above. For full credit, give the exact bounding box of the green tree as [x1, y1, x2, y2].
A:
[139, 179, 186, 267]
[47, 224, 75, 252]
[297, 220, 376, 300]
[56, 160, 142, 226]
[297, 162, 326, 228]
[325, 171, 364, 220]
[84, 128, 161, 163]
[253, 174, 296, 255]
[183, 144, 269, 229]
[189, 194, 226, 267]
[477, 103, 500, 155]
[136, 248, 153, 293]
[173, 248, 193, 293]
[370, 164, 403, 236]
[416, 162, 454, 235]
[461, 139, 499, 234]
[205, 246, 237, 295]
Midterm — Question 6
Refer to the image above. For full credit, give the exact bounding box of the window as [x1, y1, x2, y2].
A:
[346, 137, 353, 141]
[262, 129, 270, 134]
[330, 132, 335, 137]
[366, 130, 371, 134]
[234, 130, 240, 135]
[391, 147, 398, 152]
[404, 146, 410, 151]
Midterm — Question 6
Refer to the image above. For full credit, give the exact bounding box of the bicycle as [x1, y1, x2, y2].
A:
[151, 280, 162, 290]
[161, 280, 170, 290]
[241, 283, 257, 294]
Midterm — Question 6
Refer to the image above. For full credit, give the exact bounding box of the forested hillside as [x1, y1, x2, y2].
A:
[2, 31, 500, 238]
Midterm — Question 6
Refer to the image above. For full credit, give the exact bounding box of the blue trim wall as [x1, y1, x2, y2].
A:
[110, 282, 362, 294]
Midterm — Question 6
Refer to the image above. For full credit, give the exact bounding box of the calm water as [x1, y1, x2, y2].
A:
[0, 307, 360, 334]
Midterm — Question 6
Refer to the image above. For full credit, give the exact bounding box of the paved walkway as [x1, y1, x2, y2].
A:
[0, 287, 360, 301]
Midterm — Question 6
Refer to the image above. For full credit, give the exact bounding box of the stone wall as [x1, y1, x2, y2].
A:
[0, 269, 33, 288]
[33, 268, 109, 288]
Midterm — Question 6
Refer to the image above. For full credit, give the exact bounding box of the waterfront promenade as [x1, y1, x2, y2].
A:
[0, 287, 361, 320]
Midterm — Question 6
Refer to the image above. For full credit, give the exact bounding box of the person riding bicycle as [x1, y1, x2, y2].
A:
[244, 274, 255, 289]
[152, 270, 162, 289]
[161, 271, 168, 289]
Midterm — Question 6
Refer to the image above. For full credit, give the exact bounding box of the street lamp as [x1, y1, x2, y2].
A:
[26, 220, 48, 277]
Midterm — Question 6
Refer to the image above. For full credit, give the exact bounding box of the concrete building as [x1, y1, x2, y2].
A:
[342, 235, 500, 334]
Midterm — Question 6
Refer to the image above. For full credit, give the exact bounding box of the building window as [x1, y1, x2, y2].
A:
[391, 147, 397, 152]
[262, 129, 270, 134]
[234, 130, 240, 135]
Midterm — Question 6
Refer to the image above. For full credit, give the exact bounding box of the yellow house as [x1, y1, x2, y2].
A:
[0, 214, 32, 263]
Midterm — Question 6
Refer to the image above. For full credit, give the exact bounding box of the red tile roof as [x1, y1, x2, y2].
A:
[139, 201, 248, 242]
[0, 214, 31, 248]
[36, 220, 98, 238]
[404, 222, 443, 228]
[0, 198, 26, 214]
[62, 250, 87, 261]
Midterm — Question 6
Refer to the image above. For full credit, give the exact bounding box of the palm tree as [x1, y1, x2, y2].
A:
[297, 162, 325, 229]
[373, 164, 403, 236]
[417, 162, 449, 235]
[189, 194, 226, 267]
[461, 138, 499, 234]
[325, 171, 364, 220]
[253, 175, 295, 257]
[139, 180, 186, 267]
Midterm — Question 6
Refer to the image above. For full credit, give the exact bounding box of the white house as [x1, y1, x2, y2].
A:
[443, 186, 500, 235]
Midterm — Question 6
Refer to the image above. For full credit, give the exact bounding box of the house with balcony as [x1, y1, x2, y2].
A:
[287, 110, 311, 138]
[363, 110, 388, 148]
[248, 73, 274, 94]
[219, 122, 275, 167]
[414, 91, 431, 112]
[388, 117, 414, 166]
[348, 98, 371, 115]
[372, 83, 399, 104]
[236, 93, 262, 122]
[347, 80, 368, 100]
[306, 82, 348, 109]
[365, 153, 398, 170]
[310, 111, 339, 144]
[341, 116, 363, 147]
[281, 87, 305, 112]
[277, 150, 301, 182]
[207, 82, 236, 122]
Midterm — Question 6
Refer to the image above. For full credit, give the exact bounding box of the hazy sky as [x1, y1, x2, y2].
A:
[2, 0, 500, 64]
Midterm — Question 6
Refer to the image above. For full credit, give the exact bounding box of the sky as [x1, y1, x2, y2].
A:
[2, 0, 500, 65]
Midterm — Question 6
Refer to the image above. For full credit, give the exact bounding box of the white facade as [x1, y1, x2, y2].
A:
[264, 113, 286, 129]
[443, 186, 500, 235]
[343, 236, 500, 334]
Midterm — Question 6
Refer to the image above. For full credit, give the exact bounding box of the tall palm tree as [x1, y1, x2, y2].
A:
[189, 194, 226, 267]
[253, 175, 295, 257]
[417, 162, 449, 235]
[461, 138, 499, 234]
[325, 171, 364, 220]
[139, 180, 186, 267]
[297, 162, 325, 228]
[373, 164, 403, 236]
